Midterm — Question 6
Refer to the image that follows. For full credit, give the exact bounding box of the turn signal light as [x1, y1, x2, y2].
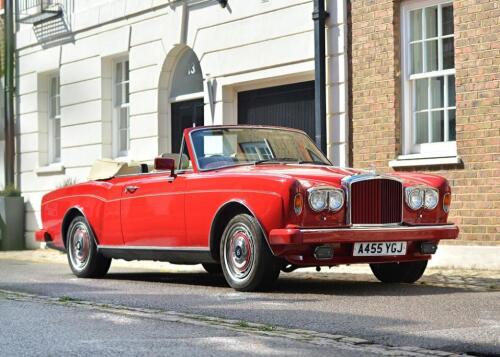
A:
[293, 193, 304, 215]
[443, 193, 452, 213]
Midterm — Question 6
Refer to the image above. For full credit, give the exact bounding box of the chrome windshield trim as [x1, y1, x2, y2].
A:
[188, 126, 331, 172]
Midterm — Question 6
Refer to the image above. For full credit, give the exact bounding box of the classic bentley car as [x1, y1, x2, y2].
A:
[36, 125, 459, 291]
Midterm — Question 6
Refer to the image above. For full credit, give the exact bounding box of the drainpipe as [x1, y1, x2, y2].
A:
[3, 0, 15, 187]
[312, 0, 328, 153]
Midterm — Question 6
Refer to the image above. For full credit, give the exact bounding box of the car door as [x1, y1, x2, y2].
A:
[120, 173, 187, 247]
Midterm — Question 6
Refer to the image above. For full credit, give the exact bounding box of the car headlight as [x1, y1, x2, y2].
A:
[405, 186, 425, 210]
[308, 189, 328, 212]
[328, 189, 344, 212]
[405, 186, 440, 211]
[424, 188, 439, 210]
[308, 188, 344, 212]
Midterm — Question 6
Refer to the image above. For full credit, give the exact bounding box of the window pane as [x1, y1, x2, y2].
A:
[125, 82, 129, 104]
[425, 6, 438, 38]
[50, 77, 57, 97]
[448, 75, 456, 107]
[425, 40, 438, 71]
[443, 37, 455, 69]
[415, 78, 428, 111]
[115, 84, 123, 106]
[410, 9, 422, 41]
[442, 5, 454, 36]
[120, 107, 128, 130]
[119, 130, 128, 152]
[55, 118, 61, 160]
[55, 95, 60, 116]
[125, 61, 129, 81]
[448, 109, 456, 141]
[115, 62, 122, 83]
[431, 110, 444, 142]
[431, 76, 444, 108]
[415, 112, 428, 144]
[50, 96, 57, 118]
[411, 42, 423, 74]
[55, 118, 61, 138]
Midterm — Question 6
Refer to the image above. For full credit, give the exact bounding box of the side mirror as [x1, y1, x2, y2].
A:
[154, 157, 176, 177]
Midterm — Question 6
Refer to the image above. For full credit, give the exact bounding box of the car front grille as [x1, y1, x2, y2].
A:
[350, 178, 402, 225]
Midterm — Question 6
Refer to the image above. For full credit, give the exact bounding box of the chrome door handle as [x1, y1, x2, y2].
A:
[125, 186, 139, 193]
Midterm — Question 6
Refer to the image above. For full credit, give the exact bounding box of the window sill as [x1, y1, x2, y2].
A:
[389, 155, 462, 168]
[35, 163, 66, 176]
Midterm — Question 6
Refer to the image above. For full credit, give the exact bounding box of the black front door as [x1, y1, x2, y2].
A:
[237, 81, 315, 141]
[171, 99, 204, 153]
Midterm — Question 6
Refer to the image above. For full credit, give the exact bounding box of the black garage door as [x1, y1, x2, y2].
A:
[238, 81, 315, 141]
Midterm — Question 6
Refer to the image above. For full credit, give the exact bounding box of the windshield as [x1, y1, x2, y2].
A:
[190, 127, 331, 170]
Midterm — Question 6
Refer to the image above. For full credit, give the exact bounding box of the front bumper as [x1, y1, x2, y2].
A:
[269, 224, 459, 245]
[269, 224, 459, 265]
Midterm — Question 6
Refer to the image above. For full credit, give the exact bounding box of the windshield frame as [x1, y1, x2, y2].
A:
[187, 126, 332, 172]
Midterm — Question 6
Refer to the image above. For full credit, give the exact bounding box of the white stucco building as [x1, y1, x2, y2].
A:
[4, 0, 348, 247]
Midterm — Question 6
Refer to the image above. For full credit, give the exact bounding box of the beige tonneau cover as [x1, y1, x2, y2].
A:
[88, 159, 144, 181]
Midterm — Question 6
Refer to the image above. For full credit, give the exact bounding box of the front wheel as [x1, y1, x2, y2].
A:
[370, 260, 428, 283]
[220, 214, 280, 291]
[66, 216, 111, 278]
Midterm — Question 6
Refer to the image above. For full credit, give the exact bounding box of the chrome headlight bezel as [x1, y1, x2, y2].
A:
[328, 189, 344, 212]
[424, 188, 439, 210]
[405, 186, 440, 211]
[307, 187, 344, 212]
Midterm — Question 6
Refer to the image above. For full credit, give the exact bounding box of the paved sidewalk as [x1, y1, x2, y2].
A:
[1, 249, 499, 292]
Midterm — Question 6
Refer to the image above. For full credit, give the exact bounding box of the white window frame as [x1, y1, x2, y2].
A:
[112, 58, 130, 158]
[48, 74, 61, 163]
[401, 0, 456, 158]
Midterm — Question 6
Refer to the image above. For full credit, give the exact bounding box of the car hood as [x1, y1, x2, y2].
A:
[211, 164, 447, 188]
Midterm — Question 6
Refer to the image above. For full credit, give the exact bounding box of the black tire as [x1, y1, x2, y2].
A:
[66, 216, 111, 278]
[202, 263, 223, 275]
[370, 260, 428, 284]
[220, 214, 280, 291]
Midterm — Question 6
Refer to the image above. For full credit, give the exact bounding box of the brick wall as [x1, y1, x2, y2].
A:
[349, 0, 499, 245]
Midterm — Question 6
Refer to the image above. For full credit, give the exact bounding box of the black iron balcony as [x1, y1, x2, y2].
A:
[18, 0, 63, 24]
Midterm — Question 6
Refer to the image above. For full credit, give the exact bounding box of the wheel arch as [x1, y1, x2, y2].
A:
[209, 200, 271, 261]
[61, 207, 97, 249]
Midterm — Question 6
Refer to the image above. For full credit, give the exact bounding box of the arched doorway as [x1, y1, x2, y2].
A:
[169, 48, 204, 153]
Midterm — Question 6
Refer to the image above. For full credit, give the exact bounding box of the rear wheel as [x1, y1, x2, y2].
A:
[370, 260, 428, 283]
[66, 216, 111, 278]
[202, 263, 223, 275]
[220, 214, 280, 291]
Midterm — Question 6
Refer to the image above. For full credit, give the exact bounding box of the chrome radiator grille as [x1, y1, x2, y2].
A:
[349, 178, 403, 225]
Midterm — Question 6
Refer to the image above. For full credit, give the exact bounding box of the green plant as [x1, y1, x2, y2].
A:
[56, 177, 78, 189]
[0, 184, 21, 197]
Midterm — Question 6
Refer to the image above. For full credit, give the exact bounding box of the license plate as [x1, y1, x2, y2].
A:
[353, 242, 407, 256]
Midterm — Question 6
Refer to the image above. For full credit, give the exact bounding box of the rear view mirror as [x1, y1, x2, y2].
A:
[154, 157, 176, 176]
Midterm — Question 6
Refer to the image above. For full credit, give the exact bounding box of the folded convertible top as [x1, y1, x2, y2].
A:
[88, 159, 143, 180]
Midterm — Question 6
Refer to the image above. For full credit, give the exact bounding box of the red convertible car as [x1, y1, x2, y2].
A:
[36, 125, 458, 291]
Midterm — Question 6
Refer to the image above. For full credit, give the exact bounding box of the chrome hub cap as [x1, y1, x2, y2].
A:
[224, 224, 255, 281]
[68, 223, 91, 272]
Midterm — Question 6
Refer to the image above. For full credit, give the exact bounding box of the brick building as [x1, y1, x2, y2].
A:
[350, 0, 499, 245]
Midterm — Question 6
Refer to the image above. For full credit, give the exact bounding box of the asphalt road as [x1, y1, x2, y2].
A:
[0, 256, 498, 356]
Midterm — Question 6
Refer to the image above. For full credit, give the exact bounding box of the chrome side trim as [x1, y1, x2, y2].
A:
[97, 245, 209, 251]
[341, 173, 404, 225]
